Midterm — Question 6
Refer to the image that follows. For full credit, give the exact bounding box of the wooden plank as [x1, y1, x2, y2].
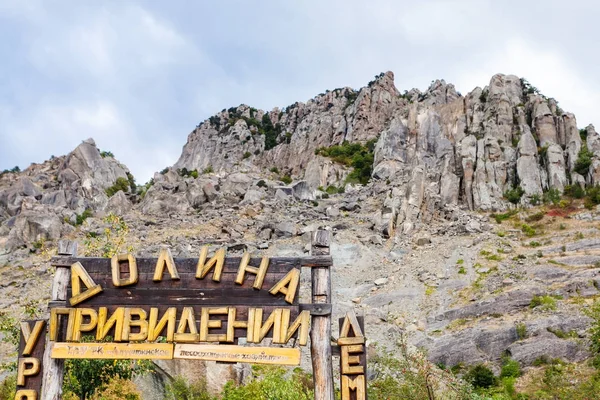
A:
[310, 229, 334, 400]
[50, 342, 174, 360]
[51, 255, 332, 270]
[77, 271, 292, 290]
[174, 344, 301, 366]
[16, 320, 46, 397]
[48, 305, 301, 340]
[338, 315, 367, 400]
[66, 287, 300, 306]
[42, 240, 76, 400]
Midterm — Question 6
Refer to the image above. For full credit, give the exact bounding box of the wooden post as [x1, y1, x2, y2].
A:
[310, 229, 334, 400]
[41, 240, 77, 400]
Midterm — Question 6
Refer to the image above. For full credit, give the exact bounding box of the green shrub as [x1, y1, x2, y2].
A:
[529, 241, 541, 247]
[280, 175, 292, 185]
[165, 376, 213, 400]
[105, 177, 130, 197]
[530, 295, 557, 311]
[257, 180, 267, 188]
[76, 209, 93, 226]
[500, 358, 521, 378]
[100, 151, 114, 158]
[575, 144, 593, 175]
[516, 323, 527, 340]
[458, 266, 466, 274]
[521, 223, 536, 237]
[202, 166, 214, 174]
[90, 377, 141, 400]
[63, 336, 153, 400]
[504, 186, 524, 204]
[490, 209, 518, 224]
[543, 188, 561, 205]
[221, 366, 312, 400]
[243, 151, 252, 159]
[464, 364, 496, 389]
[316, 139, 377, 185]
[0, 374, 15, 399]
[565, 184, 585, 199]
[530, 193, 542, 205]
[269, 167, 279, 174]
[525, 211, 545, 222]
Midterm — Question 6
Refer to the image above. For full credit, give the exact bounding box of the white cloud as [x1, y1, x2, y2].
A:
[454, 38, 600, 127]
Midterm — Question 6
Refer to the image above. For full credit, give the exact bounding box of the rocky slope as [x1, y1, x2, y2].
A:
[1, 71, 600, 397]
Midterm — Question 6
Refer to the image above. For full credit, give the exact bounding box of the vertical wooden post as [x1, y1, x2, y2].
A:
[310, 229, 334, 400]
[41, 240, 77, 400]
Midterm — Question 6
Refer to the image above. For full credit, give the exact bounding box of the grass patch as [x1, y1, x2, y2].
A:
[490, 209, 518, 224]
[530, 295, 557, 311]
[458, 266, 466, 274]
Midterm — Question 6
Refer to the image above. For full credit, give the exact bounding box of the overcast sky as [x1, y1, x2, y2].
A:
[1, 0, 598, 183]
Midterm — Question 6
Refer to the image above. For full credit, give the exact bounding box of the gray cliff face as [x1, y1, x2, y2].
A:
[173, 72, 597, 234]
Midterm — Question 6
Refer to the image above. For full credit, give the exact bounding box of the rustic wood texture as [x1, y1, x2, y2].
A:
[310, 229, 334, 400]
[174, 344, 301, 365]
[48, 304, 301, 341]
[41, 240, 76, 400]
[50, 255, 332, 269]
[51, 342, 174, 360]
[338, 315, 367, 400]
[16, 320, 46, 396]
[40, 240, 77, 400]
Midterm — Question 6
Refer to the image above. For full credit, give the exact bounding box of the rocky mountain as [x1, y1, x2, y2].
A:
[171, 71, 598, 235]
[1, 71, 600, 397]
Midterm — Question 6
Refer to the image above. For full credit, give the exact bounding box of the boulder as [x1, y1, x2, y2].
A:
[105, 191, 132, 215]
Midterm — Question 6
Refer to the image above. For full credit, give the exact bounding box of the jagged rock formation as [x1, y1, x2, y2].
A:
[173, 72, 598, 234]
[0, 138, 133, 251]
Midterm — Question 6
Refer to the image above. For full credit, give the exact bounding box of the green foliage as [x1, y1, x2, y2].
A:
[90, 377, 141, 400]
[529, 241, 541, 247]
[160, 167, 169, 174]
[490, 209, 518, 224]
[269, 167, 279, 174]
[100, 151, 114, 158]
[316, 139, 377, 185]
[580, 128, 589, 141]
[63, 337, 153, 400]
[500, 358, 521, 379]
[565, 184, 586, 199]
[0, 374, 16, 400]
[530, 194, 542, 205]
[259, 113, 282, 150]
[83, 214, 132, 257]
[1, 166, 21, 176]
[530, 295, 557, 311]
[105, 177, 130, 197]
[464, 364, 496, 389]
[177, 168, 199, 179]
[504, 186, 525, 204]
[165, 376, 213, 400]
[584, 299, 600, 368]
[458, 266, 466, 274]
[257, 180, 267, 188]
[368, 342, 473, 400]
[125, 172, 136, 192]
[280, 175, 292, 185]
[75, 209, 93, 226]
[525, 211, 545, 222]
[243, 151, 252, 159]
[575, 144, 593, 175]
[521, 223, 536, 237]
[202, 166, 214, 174]
[543, 188, 561, 205]
[479, 89, 488, 103]
[516, 323, 527, 340]
[457, 259, 464, 265]
[221, 366, 313, 400]
[585, 185, 600, 209]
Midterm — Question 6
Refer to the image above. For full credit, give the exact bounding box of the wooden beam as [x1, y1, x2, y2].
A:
[41, 240, 76, 400]
[310, 229, 334, 400]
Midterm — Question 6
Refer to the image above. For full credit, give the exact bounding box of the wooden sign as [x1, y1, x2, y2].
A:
[174, 344, 301, 365]
[50, 342, 174, 360]
[36, 233, 337, 400]
[15, 320, 46, 400]
[338, 312, 367, 400]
